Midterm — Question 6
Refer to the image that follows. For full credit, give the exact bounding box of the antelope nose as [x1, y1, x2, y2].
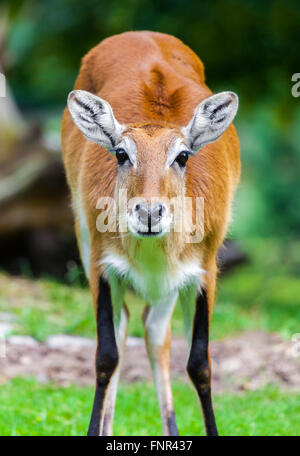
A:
[151, 203, 165, 225]
[134, 202, 149, 227]
[134, 202, 166, 233]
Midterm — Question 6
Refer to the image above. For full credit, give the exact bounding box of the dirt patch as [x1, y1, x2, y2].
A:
[0, 331, 299, 393]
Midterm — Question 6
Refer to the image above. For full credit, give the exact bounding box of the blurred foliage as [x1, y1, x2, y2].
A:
[233, 104, 300, 237]
[3, 0, 300, 237]
[5, 0, 300, 110]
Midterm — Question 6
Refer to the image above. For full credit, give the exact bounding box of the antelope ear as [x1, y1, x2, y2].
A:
[182, 91, 238, 153]
[67, 90, 125, 149]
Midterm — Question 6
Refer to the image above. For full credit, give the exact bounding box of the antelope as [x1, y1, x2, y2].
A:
[61, 31, 240, 436]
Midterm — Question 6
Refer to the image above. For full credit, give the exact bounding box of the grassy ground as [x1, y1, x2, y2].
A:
[0, 378, 298, 436]
[0, 237, 299, 340]
[0, 237, 299, 436]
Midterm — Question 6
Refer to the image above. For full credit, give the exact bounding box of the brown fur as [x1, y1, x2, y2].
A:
[61, 31, 240, 315]
[61, 30, 240, 436]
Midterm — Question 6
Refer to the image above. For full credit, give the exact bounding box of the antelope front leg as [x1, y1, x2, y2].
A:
[186, 289, 218, 436]
[102, 305, 129, 436]
[143, 294, 178, 436]
[88, 277, 119, 436]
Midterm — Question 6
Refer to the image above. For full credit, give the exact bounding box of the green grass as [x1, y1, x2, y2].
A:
[0, 274, 96, 341]
[0, 378, 298, 436]
[0, 237, 299, 341]
[0, 238, 298, 437]
[214, 237, 300, 340]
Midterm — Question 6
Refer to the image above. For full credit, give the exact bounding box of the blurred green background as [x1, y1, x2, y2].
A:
[0, 0, 299, 436]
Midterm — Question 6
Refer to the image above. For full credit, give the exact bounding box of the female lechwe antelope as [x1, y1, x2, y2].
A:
[61, 31, 240, 436]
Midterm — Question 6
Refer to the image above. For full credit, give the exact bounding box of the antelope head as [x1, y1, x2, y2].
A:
[68, 89, 238, 239]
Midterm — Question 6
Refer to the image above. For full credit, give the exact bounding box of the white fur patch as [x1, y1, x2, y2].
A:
[144, 293, 178, 346]
[101, 253, 130, 279]
[182, 91, 239, 153]
[76, 199, 91, 279]
[114, 136, 138, 168]
[165, 137, 189, 168]
[98, 246, 204, 305]
[68, 90, 125, 149]
[179, 284, 198, 346]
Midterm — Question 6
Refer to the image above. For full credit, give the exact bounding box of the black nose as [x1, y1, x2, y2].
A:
[134, 202, 166, 233]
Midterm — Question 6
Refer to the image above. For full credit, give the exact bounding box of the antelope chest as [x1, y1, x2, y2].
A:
[101, 240, 204, 305]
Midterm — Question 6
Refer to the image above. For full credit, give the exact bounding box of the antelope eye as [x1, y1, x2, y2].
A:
[175, 151, 189, 167]
[116, 148, 130, 165]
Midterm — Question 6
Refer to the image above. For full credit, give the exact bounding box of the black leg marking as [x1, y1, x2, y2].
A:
[187, 289, 218, 436]
[167, 410, 179, 436]
[87, 277, 119, 436]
